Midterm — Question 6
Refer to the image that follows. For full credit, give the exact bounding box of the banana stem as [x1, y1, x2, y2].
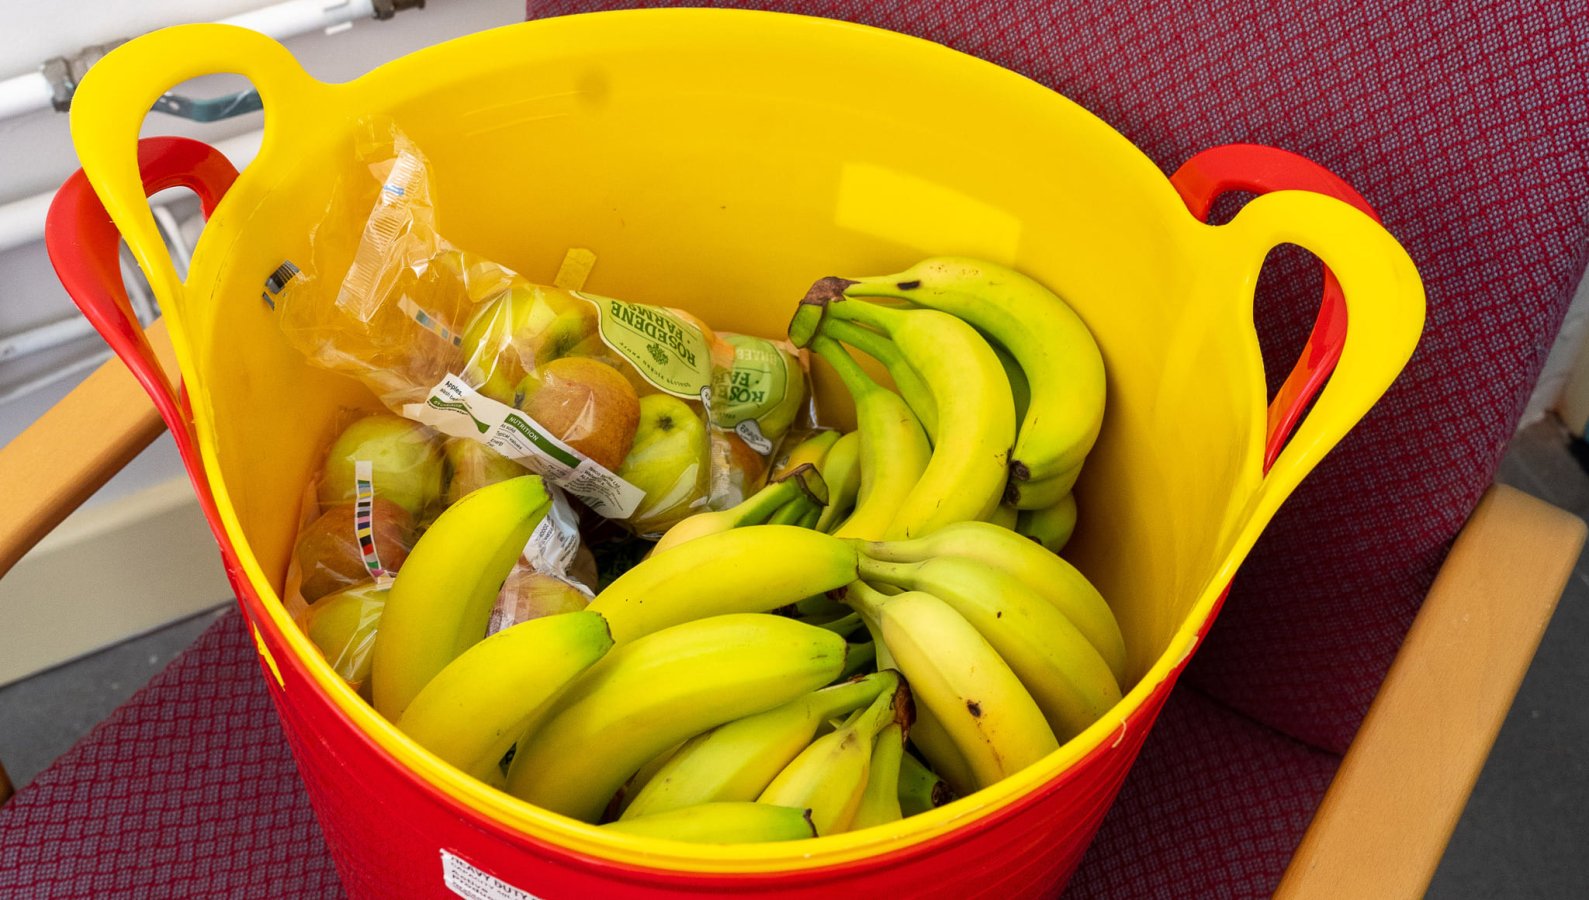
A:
[734, 476, 807, 526]
[776, 462, 830, 508]
[810, 335, 886, 402]
[767, 495, 817, 526]
[854, 555, 921, 590]
[837, 640, 877, 681]
[828, 296, 907, 336]
[809, 669, 896, 721]
[810, 611, 864, 636]
[820, 318, 939, 438]
[842, 579, 892, 618]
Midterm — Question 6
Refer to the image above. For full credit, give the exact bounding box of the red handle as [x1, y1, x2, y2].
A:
[1170, 143, 1380, 472]
[45, 136, 239, 528]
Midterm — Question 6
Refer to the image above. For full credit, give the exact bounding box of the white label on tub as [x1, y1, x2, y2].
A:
[403, 373, 644, 519]
[440, 849, 543, 900]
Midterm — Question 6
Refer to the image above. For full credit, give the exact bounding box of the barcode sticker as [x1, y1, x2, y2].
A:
[440, 849, 541, 900]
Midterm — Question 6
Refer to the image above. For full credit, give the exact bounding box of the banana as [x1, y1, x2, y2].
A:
[395, 611, 611, 780]
[801, 294, 1014, 538]
[1017, 492, 1079, 554]
[818, 317, 938, 439]
[845, 582, 1058, 790]
[623, 671, 897, 819]
[371, 475, 552, 721]
[652, 463, 827, 554]
[758, 677, 909, 835]
[807, 611, 865, 638]
[610, 741, 686, 820]
[860, 607, 978, 797]
[1002, 464, 1078, 510]
[814, 431, 862, 533]
[989, 339, 1030, 426]
[767, 493, 819, 526]
[856, 554, 1121, 741]
[841, 257, 1106, 496]
[773, 429, 840, 479]
[587, 525, 859, 644]
[898, 749, 954, 817]
[602, 802, 815, 843]
[851, 722, 906, 830]
[986, 501, 1019, 530]
[506, 614, 848, 821]
[807, 336, 931, 541]
[856, 520, 1126, 682]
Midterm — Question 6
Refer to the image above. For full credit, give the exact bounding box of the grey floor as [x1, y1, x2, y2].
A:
[1, 421, 1585, 896]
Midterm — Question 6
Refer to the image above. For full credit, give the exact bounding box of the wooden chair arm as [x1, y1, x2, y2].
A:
[1276, 483, 1586, 899]
[0, 321, 175, 582]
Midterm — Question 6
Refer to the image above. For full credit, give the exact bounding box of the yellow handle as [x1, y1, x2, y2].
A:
[1222, 189, 1426, 539]
[68, 24, 328, 314]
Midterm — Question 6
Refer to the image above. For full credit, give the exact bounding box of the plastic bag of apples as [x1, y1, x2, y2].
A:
[269, 116, 812, 541]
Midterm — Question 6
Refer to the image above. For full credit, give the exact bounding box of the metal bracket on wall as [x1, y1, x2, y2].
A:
[41, 40, 127, 113]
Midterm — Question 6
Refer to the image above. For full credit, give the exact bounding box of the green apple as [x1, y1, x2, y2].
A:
[617, 393, 710, 534]
[303, 583, 387, 693]
[461, 284, 600, 403]
[710, 334, 807, 443]
[318, 413, 445, 520]
[442, 437, 529, 506]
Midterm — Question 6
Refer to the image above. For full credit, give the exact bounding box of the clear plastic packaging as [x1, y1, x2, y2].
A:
[270, 117, 812, 535]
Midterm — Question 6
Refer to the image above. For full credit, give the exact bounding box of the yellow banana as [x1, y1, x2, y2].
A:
[1017, 492, 1079, 554]
[814, 431, 862, 533]
[805, 298, 1014, 538]
[818, 317, 938, 438]
[506, 614, 847, 821]
[845, 582, 1058, 790]
[394, 610, 611, 780]
[898, 748, 954, 817]
[651, 463, 826, 554]
[772, 429, 840, 479]
[602, 802, 815, 843]
[587, 525, 859, 644]
[856, 520, 1125, 682]
[1002, 464, 1078, 510]
[807, 336, 931, 541]
[842, 257, 1105, 497]
[758, 677, 908, 835]
[371, 475, 552, 721]
[861, 608, 977, 797]
[851, 722, 906, 830]
[857, 554, 1121, 741]
[623, 671, 897, 819]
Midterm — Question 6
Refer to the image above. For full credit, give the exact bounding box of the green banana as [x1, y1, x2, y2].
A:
[814, 431, 862, 533]
[602, 802, 816, 843]
[395, 610, 611, 780]
[986, 501, 1019, 530]
[845, 582, 1058, 790]
[857, 554, 1121, 741]
[1017, 491, 1079, 554]
[506, 614, 848, 821]
[988, 339, 1030, 426]
[857, 520, 1126, 682]
[819, 317, 938, 439]
[842, 257, 1106, 496]
[807, 336, 931, 541]
[808, 611, 864, 638]
[898, 749, 954, 817]
[818, 299, 1014, 538]
[587, 525, 859, 644]
[652, 463, 827, 554]
[851, 722, 906, 830]
[768, 493, 819, 526]
[371, 475, 552, 721]
[758, 677, 909, 835]
[622, 671, 896, 819]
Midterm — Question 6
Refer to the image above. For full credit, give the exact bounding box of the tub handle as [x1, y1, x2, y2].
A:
[63, 24, 324, 329]
[45, 136, 238, 538]
[1171, 144, 1380, 473]
[1215, 188, 1424, 547]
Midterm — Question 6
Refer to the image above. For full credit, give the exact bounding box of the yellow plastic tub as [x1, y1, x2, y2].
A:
[53, 9, 1423, 896]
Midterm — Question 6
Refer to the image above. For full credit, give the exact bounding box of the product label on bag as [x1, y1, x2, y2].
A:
[440, 849, 541, 900]
[573, 290, 712, 398]
[403, 373, 644, 519]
